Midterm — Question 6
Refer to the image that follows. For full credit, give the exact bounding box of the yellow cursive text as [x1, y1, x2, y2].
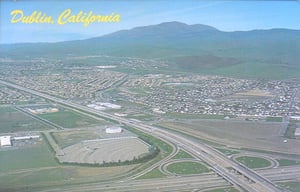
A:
[57, 9, 120, 27]
[11, 9, 54, 24]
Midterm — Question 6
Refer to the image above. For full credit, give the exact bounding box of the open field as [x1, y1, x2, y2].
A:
[277, 159, 300, 166]
[285, 123, 297, 139]
[166, 161, 210, 175]
[203, 187, 240, 192]
[235, 89, 273, 97]
[215, 147, 240, 156]
[158, 120, 300, 154]
[124, 126, 173, 155]
[222, 89, 274, 102]
[278, 182, 300, 192]
[51, 129, 102, 148]
[126, 113, 155, 121]
[0, 164, 137, 190]
[167, 112, 225, 120]
[59, 137, 149, 164]
[266, 116, 283, 122]
[0, 106, 51, 133]
[137, 168, 166, 179]
[0, 136, 139, 190]
[51, 127, 137, 148]
[0, 139, 58, 172]
[235, 156, 272, 169]
[172, 149, 194, 160]
[39, 109, 108, 128]
[0, 106, 15, 113]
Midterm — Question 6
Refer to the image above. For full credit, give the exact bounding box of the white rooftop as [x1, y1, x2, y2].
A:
[0, 136, 12, 146]
[106, 127, 122, 134]
[295, 128, 300, 136]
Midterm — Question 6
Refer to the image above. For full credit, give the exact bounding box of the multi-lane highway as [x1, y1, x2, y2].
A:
[0, 79, 284, 192]
[37, 173, 229, 192]
[257, 165, 300, 182]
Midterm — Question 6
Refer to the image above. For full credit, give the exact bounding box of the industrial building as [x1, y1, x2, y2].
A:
[291, 116, 300, 121]
[87, 102, 121, 111]
[27, 107, 59, 114]
[14, 135, 40, 141]
[106, 127, 123, 134]
[0, 135, 40, 147]
[295, 128, 300, 138]
[99, 102, 121, 109]
[0, 136, 12, 147]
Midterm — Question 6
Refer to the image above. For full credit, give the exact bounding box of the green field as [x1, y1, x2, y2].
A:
[0, 106, 51, 133]
[122, 126, 174, 177]
[215, 148, 240, 156]
[51, 130, 101, 148]
[0, 106, 15, 113]
[39, 109, 108, 128]
[0, 167, 66, 189]
[156, 123, 224, 147]
[166, 161, 210, 175]
[126, 113, 155, 121]
[265, 116, 282, 122]
[0, 140, 58, 172]
[284, 123, 297, 139]
[167, 112, 225, 120]
[172, 149, 194, 160]
[278, 182, 300, 192]
[277, 159, 300, 166]
[211, 61, 300, 80]
[124, 126, 173, 155]
[137, 168, 166, 179]
[0, 163, 137, 190]
[203, 187, 240, 192]
[0, 137, 139, 190]
[236, 156, 271, 169]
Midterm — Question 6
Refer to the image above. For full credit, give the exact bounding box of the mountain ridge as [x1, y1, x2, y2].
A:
[1, 21, 300, 79]
[1, 21, 299, 46]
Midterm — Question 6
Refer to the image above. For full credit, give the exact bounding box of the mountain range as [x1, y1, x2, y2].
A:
[1, 21, 300, 79]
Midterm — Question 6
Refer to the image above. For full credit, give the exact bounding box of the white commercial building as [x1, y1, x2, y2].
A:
[97, 102, 121, 109]
[88, 102, 121, 111]
[0, 136, 12, 147]
[14, 135, 40, 141]
[105, 127, 123, 134]
[295, 128, 300, 137]
[291, 116, 300, 121]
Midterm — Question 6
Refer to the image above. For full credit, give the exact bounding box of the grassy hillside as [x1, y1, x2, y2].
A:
[1, 22, 299, 79]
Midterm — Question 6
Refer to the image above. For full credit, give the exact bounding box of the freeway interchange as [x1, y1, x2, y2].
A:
[0, 79, 286, 192]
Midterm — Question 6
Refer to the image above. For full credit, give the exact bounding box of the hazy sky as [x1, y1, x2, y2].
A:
[1, 0, 300, 44]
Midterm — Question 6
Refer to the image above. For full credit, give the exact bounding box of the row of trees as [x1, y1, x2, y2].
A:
[60, 145, 160, 167]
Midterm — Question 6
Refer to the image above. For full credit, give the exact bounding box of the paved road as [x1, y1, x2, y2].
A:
[279, 115, 289, 137]
[36, 174, 229, 192]
[129, 141, 178, 180]
[231, 153, 278, 169]
[151, 128, 282, 192]
[257, 165, 300, 182]
[0, 80, 284, 192]
[159, 158, 205, 176]
[43, 132, 65, 156]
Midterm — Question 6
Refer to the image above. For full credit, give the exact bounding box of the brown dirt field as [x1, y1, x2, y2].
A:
[235, 89, 274, 97]
[159, 120, 300, 154]
[52, 130, 102, 148]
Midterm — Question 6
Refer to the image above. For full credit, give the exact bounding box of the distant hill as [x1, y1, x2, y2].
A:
[1, 21, 300, 79]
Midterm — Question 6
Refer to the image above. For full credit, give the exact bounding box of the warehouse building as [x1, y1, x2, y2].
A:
[295, 128, 300, 138]
[106, 127, 123, 134]
[0, 136, 12, 147]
